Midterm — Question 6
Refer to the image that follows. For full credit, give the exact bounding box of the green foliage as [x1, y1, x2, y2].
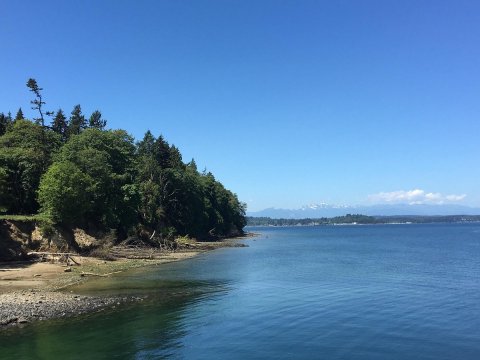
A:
[135, 132, 245, 239]
[37, 216, 56, 237]
[68, 104, 86, 137]
[0, 214, 48, 221]
[38, 161, 92, 224]
[0, 113, 13, 136]
[1, 79, 246, 241]
[88, 110, 107, 130]
[42, 128, 139, 233]
[0, 120, 61, 214]
[51, 109, 68, 141]
[15, 108, 24, 121]
[0, 166, 12, 213]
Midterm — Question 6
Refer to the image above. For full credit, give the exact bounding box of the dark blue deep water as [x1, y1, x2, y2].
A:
[1, 224, 480, 359]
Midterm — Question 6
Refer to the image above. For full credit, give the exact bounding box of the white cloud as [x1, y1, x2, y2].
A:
[368, 189, 466, 205]
[445, 194, 467, 202]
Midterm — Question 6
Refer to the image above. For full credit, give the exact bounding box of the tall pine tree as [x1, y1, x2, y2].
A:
[51, 109, 69, 141]
[88, 110, 107, 130]
[0, 113, 12, 136]
[26, 78, 53, 127]
[15, 108, 24, 121]
[68, 104, 86, 136]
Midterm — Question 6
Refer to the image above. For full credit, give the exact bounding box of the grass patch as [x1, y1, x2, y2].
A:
[175, 235, 195, 244]
[0, 214, 49, 222]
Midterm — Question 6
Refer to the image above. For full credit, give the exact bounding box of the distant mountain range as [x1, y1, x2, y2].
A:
[247, 203, 480, 218]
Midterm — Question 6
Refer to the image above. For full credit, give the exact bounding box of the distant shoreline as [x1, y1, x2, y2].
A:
[246, 221, 480, 228]
[246, 214, 480, 227]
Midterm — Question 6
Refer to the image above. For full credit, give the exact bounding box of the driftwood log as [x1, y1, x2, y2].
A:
[27, 252, 80, 265]
[80, 270, 122, 277]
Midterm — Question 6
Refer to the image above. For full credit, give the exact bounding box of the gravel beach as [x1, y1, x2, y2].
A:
[0, 238, 250, 330]
[0, 253, 200, 329]
[0, 290, 143, 327]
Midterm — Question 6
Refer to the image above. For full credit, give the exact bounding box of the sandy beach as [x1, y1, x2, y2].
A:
[0, 237, 251, 330]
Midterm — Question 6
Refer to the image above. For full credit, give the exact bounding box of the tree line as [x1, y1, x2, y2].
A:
[246, 214, 376, 226]
[0, 79, 246, 240]
[246, 214, 480, 226]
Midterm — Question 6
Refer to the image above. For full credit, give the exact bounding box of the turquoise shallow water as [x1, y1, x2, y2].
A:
[1, 223, 480, 359]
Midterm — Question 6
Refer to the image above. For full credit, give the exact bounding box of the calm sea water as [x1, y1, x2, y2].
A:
[1, 224, 480, 359]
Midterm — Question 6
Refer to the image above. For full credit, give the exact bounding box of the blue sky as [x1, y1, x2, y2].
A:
[1, 0, 479, 211]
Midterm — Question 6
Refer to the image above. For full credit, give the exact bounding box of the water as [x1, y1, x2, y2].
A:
[1, 223, 480, 359]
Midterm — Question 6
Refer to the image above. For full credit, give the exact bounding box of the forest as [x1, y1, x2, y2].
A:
[0, 79, 246, 241]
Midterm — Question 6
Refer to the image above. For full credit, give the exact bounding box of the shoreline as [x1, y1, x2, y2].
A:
[0, 235, 254, 330]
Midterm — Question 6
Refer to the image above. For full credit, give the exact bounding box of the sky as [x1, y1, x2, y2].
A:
[1, 0, 479, 211]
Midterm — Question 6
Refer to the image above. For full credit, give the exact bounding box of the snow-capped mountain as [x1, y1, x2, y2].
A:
[247, 203, 480, 218]
[300, 203, 349, 210]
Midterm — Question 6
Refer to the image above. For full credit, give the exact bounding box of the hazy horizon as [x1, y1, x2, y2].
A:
[247, 201, 480, 217]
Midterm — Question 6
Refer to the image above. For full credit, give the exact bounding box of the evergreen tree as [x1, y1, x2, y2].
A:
[88, 110, 107, 130]
[15, 108, 24, 121]
[137, 130, 155, 158]
[134, 131, 245, 239]
[187, 158, 198, 171]
[26, 78, 52, 127]
[0, 165, 10, 213]
[168, 145, 184, 169]
[51, 109, 68, 141]
[1, 80, 247, 239]
[153, 135, 171, 169]
[136, 131, 164, 231]
[68, 104, 86, 136]
[0, 113, 12, 136]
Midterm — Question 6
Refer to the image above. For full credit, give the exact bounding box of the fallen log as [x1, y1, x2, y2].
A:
[27, 252, 80, 266]
[80, 270, 122, 277]
[28, 252, 73, 255]
[66, 255, 80, 265]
